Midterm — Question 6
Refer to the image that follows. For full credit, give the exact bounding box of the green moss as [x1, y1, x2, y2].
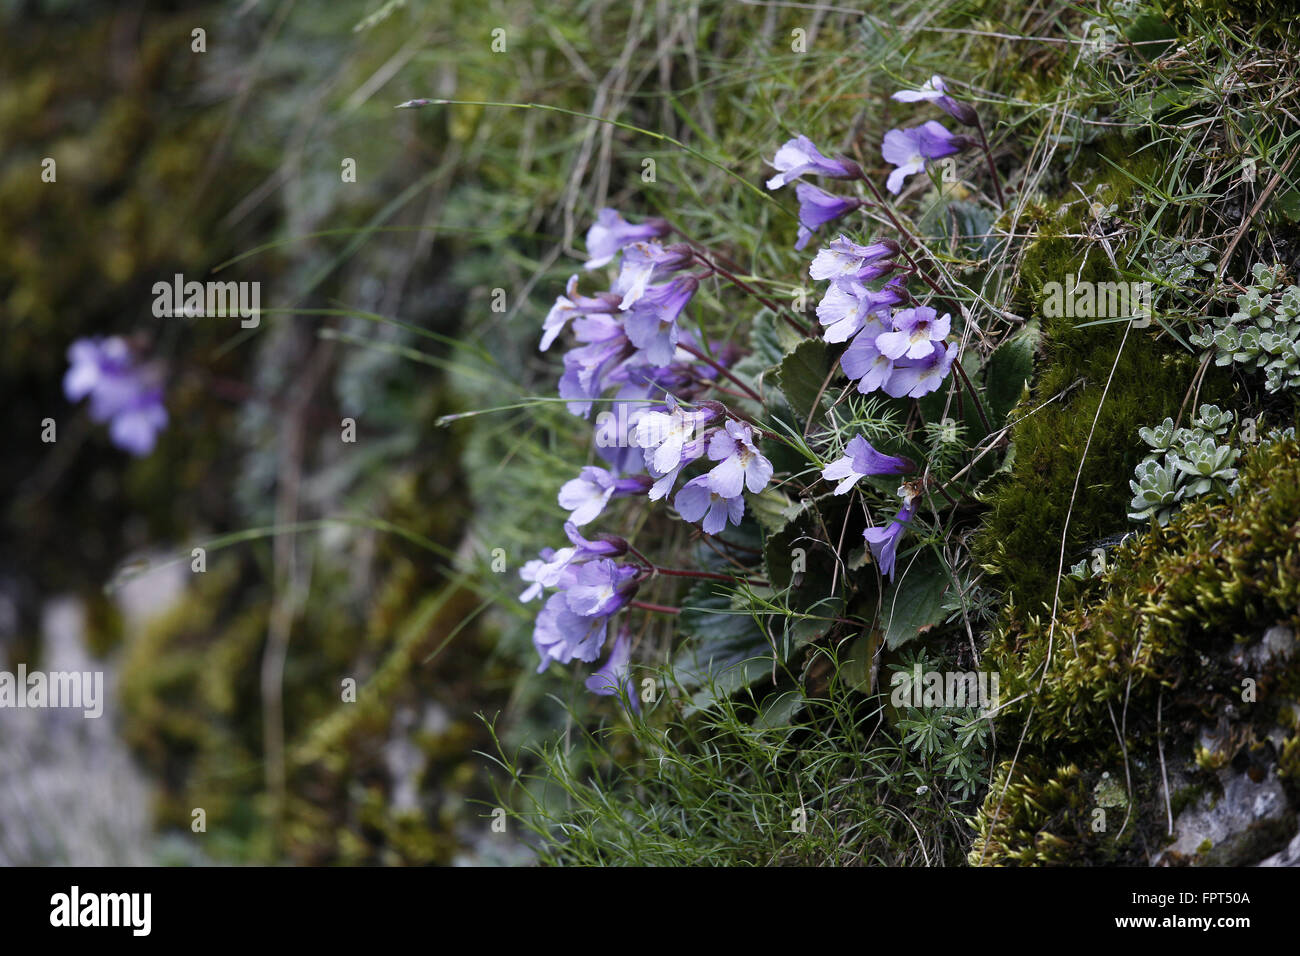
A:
[971, 437, 1300, 864]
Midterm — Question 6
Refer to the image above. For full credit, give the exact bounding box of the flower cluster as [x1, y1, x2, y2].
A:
[520, 522, 638, 672]
[523, 209, 780, 694]
[765, 76, 984, 578]
[521, 78, 992, 685]
[64, 336, 168, 456]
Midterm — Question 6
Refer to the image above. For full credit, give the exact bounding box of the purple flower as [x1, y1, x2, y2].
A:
[840, 321, 897, 393]
[519, 522, 627, 602]
[808, 236, 901, 282]
[892, 75, 979, 127]
[622, 276, 697, 367]
[585, 629, 640, 712]
[564, 558, 639, 617]
[64, 337, 168, 456]
[632, 398, 715, 476]
[613, 242, 693, 309]
[519, 546, 577, 602]
[674, 475, 745, 535]
[881, 121, 966, 195]
[558, 314, 632, 417]
[584, 209, 670, 270]
[864, 498, 916, 581]
[765, 135, 858, 190]
[794, 184, 858, 250]
[541, 276, 619, 351]
[533, 592, 610, 672]
[875, 306, 951, 360]
[882, 340, 957, 399]
[562, 520, 628, 559]
[705, 420, 773, 497]
[558, 466, 651, 526]
[821, 435, 910, 494]
[816, 279, 903, 344]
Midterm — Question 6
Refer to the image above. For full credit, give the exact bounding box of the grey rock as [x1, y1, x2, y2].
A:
[1155, 768, 1296, 866]
[1257, 825, 1300, 867]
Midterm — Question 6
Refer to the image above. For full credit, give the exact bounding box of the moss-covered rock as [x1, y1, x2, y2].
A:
[972, 436, 1300, 864]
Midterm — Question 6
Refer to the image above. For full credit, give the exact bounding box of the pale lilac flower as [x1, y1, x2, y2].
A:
[558, 314, 631, 417]
[64, 336, 168, 456]
[705, 420, 773, 497]
[864, 499, 916, 581]
[875, 306, 951, 360]
[622, 277, 697, 367]
[584, 209, 670, 270]
[881, 121, 966, 195]
[541, 276, 619, 351]
[558, 466, 651, 526]
[613, 242, 693, 309]
[564, 558, 639, 617]
[840, 322, 898, 393]
[632, 397, 715, 475]
[585, 629, 640, 712]
[765, 135, 857, 190]
[794, 184, 858, 250]
[808, 236, 900, 282]
[891, 75, 979, 126]
[562, 520, 628, 559]
[821, 435, 910, 494]
[674, 475, 745, 535]
[519, 546, 577, 602]
[534, 592, 610, 672]
[518, 522, 626, 601]
[882, 340, 958, 399]
[816, 280, 903, 344]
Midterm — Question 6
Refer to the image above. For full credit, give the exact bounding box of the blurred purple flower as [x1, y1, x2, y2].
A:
[64, 337, 167, 456]
[585, 629, 640, 712]
[564, 558, 639, 617]
[613, 242, 694, 309]
[533, 592, 610, 672]
[584, 209, 670, 270]
[622, 276, 697, 367]
[541, 276, 619, 351]
[808, 236, 900, 282]
[558, 466, 651, 526]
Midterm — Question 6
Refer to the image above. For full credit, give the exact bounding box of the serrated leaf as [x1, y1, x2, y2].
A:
[881, 548, 953, 650]
[749, 487, 794, 533]
[748, 308, 786, 366]
[775, 338, 832, 427]
[983, 324, 1038, 427]
[674, 580, 777, 713]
